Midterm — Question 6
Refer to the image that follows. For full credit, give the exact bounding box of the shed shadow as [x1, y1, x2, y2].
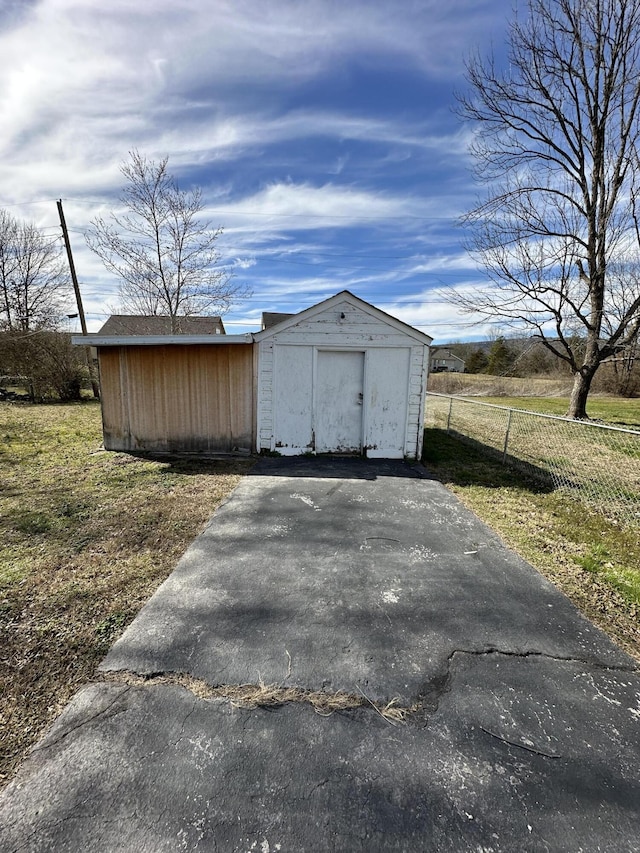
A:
[249, 455, 426, 480]
[120, 452, 255, 477]
[123, 452, 424, 480]
[421, 428, 555, 494]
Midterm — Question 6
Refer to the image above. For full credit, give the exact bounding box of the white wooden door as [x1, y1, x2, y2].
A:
[315, 351, 364, 453]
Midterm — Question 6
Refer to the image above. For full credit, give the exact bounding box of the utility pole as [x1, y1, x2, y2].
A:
[57, 199, 100, 399]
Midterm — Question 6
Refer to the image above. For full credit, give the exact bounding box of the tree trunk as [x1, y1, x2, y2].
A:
[567, 367, 597, 419]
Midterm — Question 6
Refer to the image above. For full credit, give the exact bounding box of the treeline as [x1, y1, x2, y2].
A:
[449, 336, 639, 397]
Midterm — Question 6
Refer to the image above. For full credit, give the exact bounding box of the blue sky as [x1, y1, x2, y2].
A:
[0, 0, 511, 341]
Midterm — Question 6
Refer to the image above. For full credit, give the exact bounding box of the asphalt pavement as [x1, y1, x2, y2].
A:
[1, 456, 639, 852]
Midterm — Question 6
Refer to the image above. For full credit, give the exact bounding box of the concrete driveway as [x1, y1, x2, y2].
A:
[1, 457, 639, 852]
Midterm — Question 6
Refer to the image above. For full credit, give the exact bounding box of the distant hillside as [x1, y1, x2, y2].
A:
[437, 336, 536, 354]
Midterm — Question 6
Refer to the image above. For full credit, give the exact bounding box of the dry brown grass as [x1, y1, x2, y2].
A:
[429, 372, 575, 397]
[5, 399, 637, 791]
[0, 401, 253, 786]
[100, 671, 414, 723]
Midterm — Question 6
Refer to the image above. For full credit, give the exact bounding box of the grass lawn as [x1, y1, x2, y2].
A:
[422, 428, 640, 663]
[478, 395, 640, 429]
[427, 373, 640, 428]
[0, 401, 253, 787]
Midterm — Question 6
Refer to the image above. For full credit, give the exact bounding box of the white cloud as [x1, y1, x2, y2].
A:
[0, 0, 509, 331]
[0, 0, 497, 229]
[207, 180, 425, 225]
[0, 0, 502, 188]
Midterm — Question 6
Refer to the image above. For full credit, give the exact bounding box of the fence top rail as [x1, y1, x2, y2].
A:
[425, 392, 640, 437]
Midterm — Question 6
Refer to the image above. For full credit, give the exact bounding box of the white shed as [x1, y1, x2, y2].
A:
[255, 291, 432, 459]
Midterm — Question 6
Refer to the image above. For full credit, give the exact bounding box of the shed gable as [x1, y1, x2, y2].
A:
[255, 291, 432, 347]
[267, 300, 411, 347]
[256, 292, 430, 459]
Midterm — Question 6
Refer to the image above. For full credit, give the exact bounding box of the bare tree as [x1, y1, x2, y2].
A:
[452, 0, 640, 418]
[86, 151, 242, 331]
[0, 209, 69, 332]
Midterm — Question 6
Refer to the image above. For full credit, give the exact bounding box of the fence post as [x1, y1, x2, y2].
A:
[502, 408, 513, 463]
[446, 396, 453, 432]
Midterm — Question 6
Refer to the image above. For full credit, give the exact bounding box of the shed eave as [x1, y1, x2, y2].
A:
[72, 334, 254, 347]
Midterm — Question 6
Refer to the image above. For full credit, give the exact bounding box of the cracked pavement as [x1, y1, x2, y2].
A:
[1, 456, 639, 852]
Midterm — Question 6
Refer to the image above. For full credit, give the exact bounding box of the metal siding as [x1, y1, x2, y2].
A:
[98, 348, 126, 450]
[100, 344, 253, 453]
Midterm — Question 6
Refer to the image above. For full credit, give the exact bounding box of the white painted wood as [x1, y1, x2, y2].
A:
[74, 334, 252, 346]
[256, 292, 431, 459]
[255, 291, 432, 346]
[363, 348, 410, 459]
[315, 351, 364, 453]
[406, 345, 429, 459]
[273, 345, 314, 453]
[257, 341, 275, 450]
[265, 301, 422, 348]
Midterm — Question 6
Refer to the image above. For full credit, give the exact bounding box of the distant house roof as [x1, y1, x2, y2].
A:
[431, 348, 465, 365]
[97, 315, 225, 336]
[261, 312, 295, 330]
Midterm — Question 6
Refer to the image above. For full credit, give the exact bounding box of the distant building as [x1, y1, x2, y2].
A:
[430, 348, 465, 373]
[98, 315, 225, 335]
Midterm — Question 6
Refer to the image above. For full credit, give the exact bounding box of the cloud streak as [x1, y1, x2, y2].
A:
[0, 0, 509, 339]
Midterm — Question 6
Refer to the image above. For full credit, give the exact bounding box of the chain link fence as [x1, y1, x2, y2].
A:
[425, 392, 640, 527]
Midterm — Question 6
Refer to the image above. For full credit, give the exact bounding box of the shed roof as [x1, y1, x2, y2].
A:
[97, 315, 225, 336]
[261, 312, 295, 330]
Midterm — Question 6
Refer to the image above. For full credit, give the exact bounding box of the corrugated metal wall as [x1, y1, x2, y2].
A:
[99, 344, 254, 453]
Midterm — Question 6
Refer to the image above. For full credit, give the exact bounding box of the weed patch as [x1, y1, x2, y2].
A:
[575, 543, 611, 574]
